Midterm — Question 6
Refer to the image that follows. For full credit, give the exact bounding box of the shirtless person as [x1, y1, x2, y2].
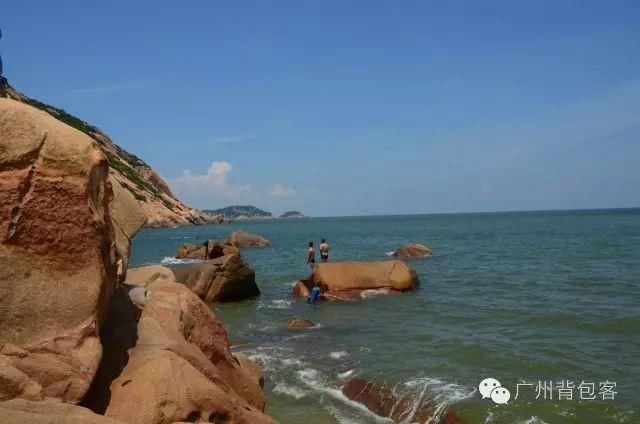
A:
[307, 241, 315, 271]
[319, 238, 329, 262]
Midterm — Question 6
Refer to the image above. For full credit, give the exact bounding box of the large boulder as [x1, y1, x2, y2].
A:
[0, 99, 143, 403]
[342, 378, 466, 424]
[392, 242, 432, 259]
[310, 261, 419, 300]
[174, 254, 260, 303]
[226, 229, 271, 248]
[104, 280, 274, 424]
[176, 240, 239, 260]
[0, 399, 122, 424]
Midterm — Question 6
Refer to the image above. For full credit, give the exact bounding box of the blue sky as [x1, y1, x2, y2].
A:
[2, 0, 639, 216]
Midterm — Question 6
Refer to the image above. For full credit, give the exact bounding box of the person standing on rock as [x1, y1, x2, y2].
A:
[307, 241, 315, 271]
[320, 238, 329, 262]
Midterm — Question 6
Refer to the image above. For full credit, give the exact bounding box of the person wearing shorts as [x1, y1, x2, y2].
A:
[307, 241, 315, 271]
[320, 238, 329, 262]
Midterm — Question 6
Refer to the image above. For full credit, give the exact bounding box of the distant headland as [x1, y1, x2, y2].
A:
[205, 205, 306, 220]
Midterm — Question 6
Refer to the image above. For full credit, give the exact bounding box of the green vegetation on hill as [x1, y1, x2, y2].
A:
[280, 210, 305, 218]
[205, 205, 272, 219]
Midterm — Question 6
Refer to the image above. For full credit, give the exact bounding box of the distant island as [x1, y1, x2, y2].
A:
[280, 211, 305, 218]
[205, 205, 273, 220]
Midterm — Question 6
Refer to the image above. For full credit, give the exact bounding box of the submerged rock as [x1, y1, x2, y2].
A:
[285, 317, 316, 329]
[174, 254, 260, 303]
[226, 229, 271, 248]
[392, 242, 432, 259]
[310, 261, 419, 300]
[0, 99, 143, 403]
[342, 378, 466, 424]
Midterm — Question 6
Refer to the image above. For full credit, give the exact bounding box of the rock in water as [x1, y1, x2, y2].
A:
[0, 99, 143, 402]
[342, 378, 467, 424]
[176, 239, 239, 259]
[392, 242, 432, 259]
[226, 229, 271, 248]
[292, 279, 313, 298]
[174, 254, 260, 303]
[311, 260, 419, 300]
[104, 281, 275, 424]
[285, 317, 316, 329]
[125, 265, 177, 287]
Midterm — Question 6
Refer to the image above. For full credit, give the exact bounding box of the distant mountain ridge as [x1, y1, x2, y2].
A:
[205, 205, 273, 220]
[0, 80, 216, 228]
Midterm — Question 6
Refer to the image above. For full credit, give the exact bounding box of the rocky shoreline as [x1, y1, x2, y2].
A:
[0, 95, 460, 423]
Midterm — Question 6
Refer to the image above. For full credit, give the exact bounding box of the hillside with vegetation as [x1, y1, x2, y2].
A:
[206, 205, 273, 220]
[0, 80, 217, 227]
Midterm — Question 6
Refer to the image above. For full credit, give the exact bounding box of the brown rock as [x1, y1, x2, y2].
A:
[226, 229, 271, 248]
[125, 265, 176, 287]
[234, 352, 264, 388]
[392, 242, 433, 259]
[0, 399, 123, 424]
[342, 378, 466, 424]
[105, 280, 274, 424]
[285, 317, 316, 329]
[174, 254, 260, 303]
[0, 99, 142, 403]
[176, 240, 239, 260]
[311, 261, 419, 300]
[292, 280, 312, 298]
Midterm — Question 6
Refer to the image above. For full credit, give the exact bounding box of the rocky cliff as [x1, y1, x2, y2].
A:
[0, 80, 218, 228]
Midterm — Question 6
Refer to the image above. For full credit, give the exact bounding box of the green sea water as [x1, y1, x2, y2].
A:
[130, 209, 640, 424]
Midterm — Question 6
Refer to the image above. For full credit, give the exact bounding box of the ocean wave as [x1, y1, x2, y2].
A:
[160, 257, 204, 265]
[258, 299, 293, 309]
[273, 382, 310, 399]
[516, 417, 549, 424]
[337, 369, 355, 379]
[385, 251, 395, 257]
[401, 376, 475, 424]
[330, 351, 348, 360]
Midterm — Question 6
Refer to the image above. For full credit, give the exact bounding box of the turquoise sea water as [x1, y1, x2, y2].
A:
[130, 209, 640, 424]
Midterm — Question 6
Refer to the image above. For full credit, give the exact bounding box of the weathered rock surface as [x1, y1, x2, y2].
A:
[0, 399, 123, 423]
[392, 242, 432, 259]
[285, 317, 316, 329]
[176, 240, 239, 260]
[342, 378, 466, 424]
[309, 261, 419, 300]
[125, 265, 176, 288]
[226, 229, 271, 248]
[292, 280, 312, 298]
[0, 98, 142, 403]
[104, 281, 274, 424]
[174, 254, 260, 303]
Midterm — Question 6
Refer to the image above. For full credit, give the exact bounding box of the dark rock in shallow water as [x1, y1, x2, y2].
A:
[342, 378, 467, 424]
[174, 254, 260, 303]
[285, 317, 316, 329]
[226, 229, 271, 248]
[176, 240, 239, 259]
[392, 242, 432, 259]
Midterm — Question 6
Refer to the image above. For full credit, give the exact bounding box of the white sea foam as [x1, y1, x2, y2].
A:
[258, 299, 293, 309]
[160, 257, 204, 265]
[517, 418, 549, 424]
[400, 377, 475, 424]
[273, 382, 309, 399]
[330, 351, 348, 359]
[337, 369, 355, 379]
[385, 251, 395, 257]
[360, 288, 389, 299]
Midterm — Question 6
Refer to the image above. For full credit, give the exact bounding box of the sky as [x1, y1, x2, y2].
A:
[2, 0, 639, 216]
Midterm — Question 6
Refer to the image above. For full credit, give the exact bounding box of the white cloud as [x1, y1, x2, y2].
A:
[267, 184, 297, 197]
[169, 161, 252, 203]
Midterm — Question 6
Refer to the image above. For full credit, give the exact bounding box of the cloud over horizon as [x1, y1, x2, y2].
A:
[267, 184, 297, 197]
[169, 161, 252, 206]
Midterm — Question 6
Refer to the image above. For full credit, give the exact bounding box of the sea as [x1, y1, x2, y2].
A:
[129, 209, 640, 424]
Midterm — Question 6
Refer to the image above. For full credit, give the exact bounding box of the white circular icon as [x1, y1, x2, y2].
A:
[490, 386, 511, 404]
[478, 377, 501, 399]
